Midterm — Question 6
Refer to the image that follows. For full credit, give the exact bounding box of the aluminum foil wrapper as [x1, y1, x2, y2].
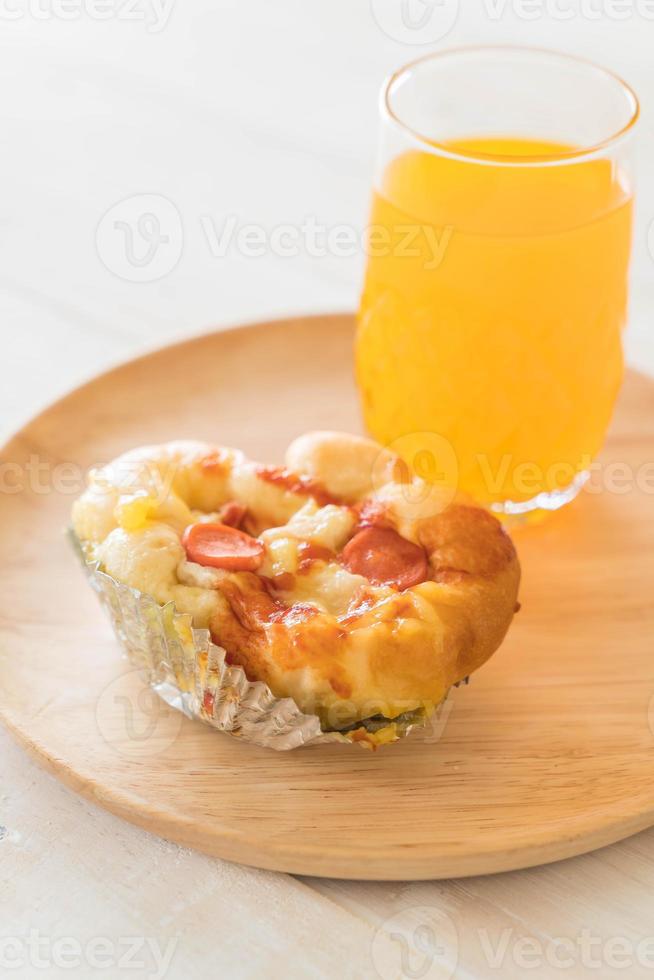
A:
[69, 530, 442, 751]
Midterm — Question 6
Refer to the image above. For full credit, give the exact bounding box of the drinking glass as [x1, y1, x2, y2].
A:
[356, 46, 639, 517]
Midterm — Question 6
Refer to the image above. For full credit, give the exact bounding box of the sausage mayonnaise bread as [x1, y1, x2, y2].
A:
[72, 432, 520, 739]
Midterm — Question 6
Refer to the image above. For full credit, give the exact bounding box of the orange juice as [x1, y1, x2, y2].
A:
[356, 138, 633, 508]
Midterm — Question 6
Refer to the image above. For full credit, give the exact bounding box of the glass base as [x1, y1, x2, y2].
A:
[490, 470, 590, 526]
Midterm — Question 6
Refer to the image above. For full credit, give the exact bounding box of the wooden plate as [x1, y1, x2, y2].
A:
[1, 314, 653, 880]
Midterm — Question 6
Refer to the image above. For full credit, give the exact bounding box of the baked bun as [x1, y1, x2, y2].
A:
[73, 432, 520, 735]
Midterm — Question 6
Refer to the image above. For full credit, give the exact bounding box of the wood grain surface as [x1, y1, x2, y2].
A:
[0, 314, 653, 881]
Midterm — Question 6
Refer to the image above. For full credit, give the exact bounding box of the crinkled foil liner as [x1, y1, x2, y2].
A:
[69, 529, 442, 751]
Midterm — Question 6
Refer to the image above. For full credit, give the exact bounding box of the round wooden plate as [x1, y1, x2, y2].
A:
[1, 314, 653, 880]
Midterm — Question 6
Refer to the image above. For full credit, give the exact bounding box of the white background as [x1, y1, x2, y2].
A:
[2, 2, 654, 978]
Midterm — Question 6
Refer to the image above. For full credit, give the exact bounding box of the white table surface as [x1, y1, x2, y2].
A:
[2, 3, 654, 978]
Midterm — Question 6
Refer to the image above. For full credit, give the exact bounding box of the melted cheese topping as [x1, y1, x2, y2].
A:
[72, 434, 519, 730]
[75, 440, 384, 628]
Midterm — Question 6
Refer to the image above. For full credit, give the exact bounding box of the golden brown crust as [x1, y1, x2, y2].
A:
[73, 433, 521, 730]
[208, 497, 520, 728]
[418, 504, 517, 580]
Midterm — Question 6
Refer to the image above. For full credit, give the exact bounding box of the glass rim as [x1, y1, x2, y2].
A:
[382, 45, 640, 168]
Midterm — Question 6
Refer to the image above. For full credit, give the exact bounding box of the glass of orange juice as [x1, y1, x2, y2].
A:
[356, 47, 639, 518]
